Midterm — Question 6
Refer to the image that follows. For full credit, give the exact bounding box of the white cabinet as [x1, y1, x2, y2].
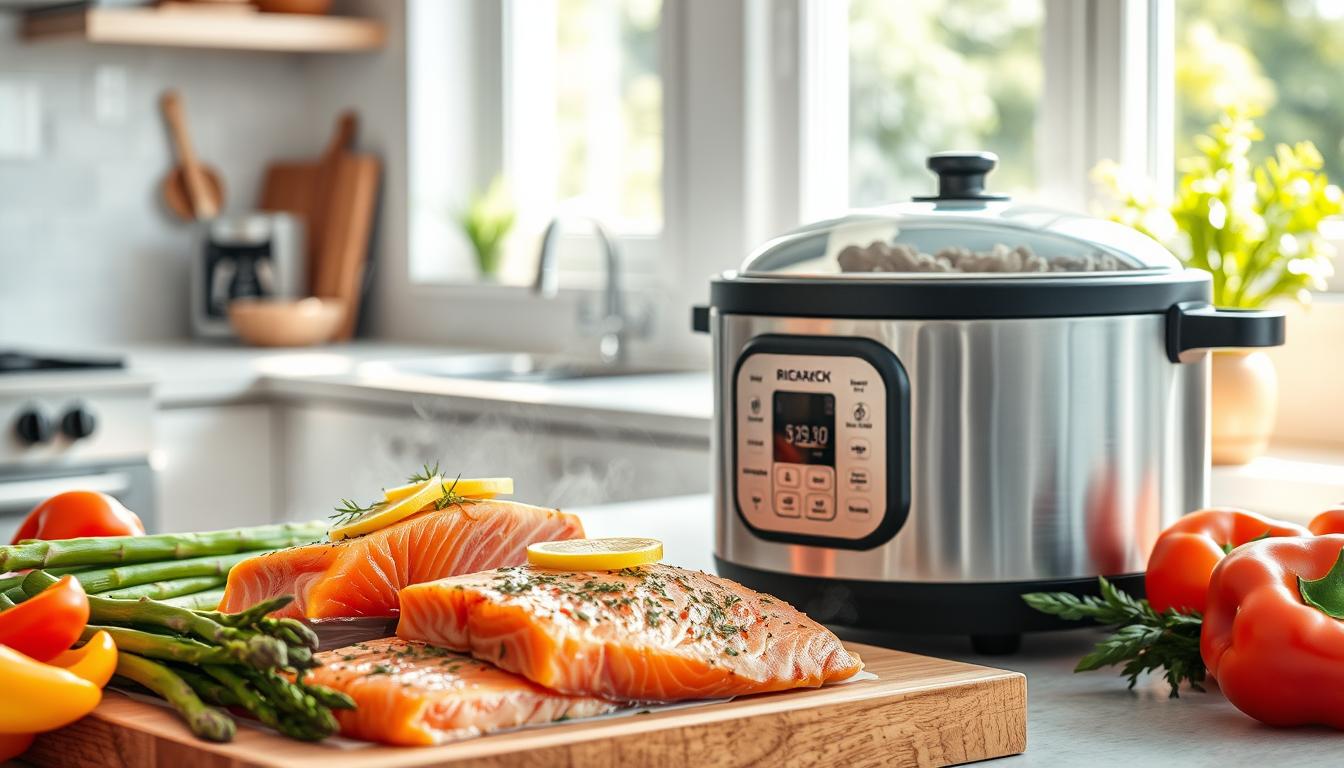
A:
[154, 404, 276, 532]
[278, 401, 709, 521]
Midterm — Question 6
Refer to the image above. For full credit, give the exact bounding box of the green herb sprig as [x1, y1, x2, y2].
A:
[329, 498, 379, 527]
[1023, 577, 1205, 698]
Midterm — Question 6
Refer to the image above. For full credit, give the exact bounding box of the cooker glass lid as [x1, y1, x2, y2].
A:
[740, 152, 1182, 279]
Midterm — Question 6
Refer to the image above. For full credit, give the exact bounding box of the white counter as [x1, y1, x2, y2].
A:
[111, 341, 714, 440]
[573, 493, 1344, 767]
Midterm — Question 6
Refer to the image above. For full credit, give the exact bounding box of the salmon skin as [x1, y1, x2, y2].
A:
[219, 501, 584, 619]
[306, 637, 617, 745]
[397, 563, 863, 702]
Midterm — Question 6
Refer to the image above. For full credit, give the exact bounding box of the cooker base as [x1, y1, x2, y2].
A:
[714, 556, 1145, 651]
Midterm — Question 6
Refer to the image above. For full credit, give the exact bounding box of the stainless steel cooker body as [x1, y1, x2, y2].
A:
[710, 310, 1207, 585]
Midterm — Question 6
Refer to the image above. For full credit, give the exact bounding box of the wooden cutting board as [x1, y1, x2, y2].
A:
[21, 643, 1025, 768]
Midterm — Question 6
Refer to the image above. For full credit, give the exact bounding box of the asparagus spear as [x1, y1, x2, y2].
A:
[0, 564, 87, 593]
[22, 571, 289, 669]
[73, 553, 256, 594]
[101, 575, 226, 601]
[115, 654, 236, 743]
[0, 521, 326, 571]
[0, 592, 12, 610]
[163, 589, 225, 610]
[203, 666, 336, 742]
[83, 625, 234, 665]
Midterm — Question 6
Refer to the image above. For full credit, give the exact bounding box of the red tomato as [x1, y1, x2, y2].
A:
[11, 491, 145, 544]
[0, 575, 90, 662]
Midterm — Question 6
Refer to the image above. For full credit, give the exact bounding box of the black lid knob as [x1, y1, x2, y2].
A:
[15, 408, 53, 445]
[913, 151, 1010, 202]
[61, 406, 97, 441]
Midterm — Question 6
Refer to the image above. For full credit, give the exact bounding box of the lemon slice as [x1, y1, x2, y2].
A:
[383, 477, 514, 504]
[526, 537, 664, 571]
[330, 477, 453, 541]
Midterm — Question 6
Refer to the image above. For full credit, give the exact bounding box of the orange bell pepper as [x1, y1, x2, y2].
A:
[1145, 507, 1309, 614]
[1202, 535, 1344, 728]
[51, 630, 118, 688]
[0, 574, 90, 661]
[0, 733, 34, 763]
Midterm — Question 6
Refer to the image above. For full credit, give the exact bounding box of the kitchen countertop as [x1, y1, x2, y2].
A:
[577, 493, 1344, 767]
[104, 340, 714, 440]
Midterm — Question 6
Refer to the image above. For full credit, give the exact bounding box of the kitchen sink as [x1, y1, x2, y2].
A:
[385, 353, 683, 383]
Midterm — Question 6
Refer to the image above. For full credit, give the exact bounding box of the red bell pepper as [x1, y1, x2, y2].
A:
[1308, 507, 1344, 535]
[0, 575, 90, 661]
[1202, 535, 1344, 728]
[11, 491, 144, 544]
[1145, 507, 1309, 614]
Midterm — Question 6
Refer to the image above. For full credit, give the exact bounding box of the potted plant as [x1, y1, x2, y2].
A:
[1095, 108, 1342, 464]
[459, 176, 516, 281]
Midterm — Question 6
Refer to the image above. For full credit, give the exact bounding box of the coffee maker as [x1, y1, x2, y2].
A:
[192, 213, 306, 337]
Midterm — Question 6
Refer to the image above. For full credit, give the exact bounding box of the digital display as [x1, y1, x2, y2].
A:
[773, 391, 835, 465]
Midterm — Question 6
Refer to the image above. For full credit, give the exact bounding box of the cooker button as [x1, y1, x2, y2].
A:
[749, 395, 763, 416]
[845, 498, 872, 516]
[804, 467, 833, 491]
[847, 468, 870, 492]
[847, 438, 871, 460]
[852, 402, 869, 423]
[741, 482, 769, 515]
[774, 464, 802, 488]
[805, 494, 835, 520]
[774, 491, 801, 518]
[745, 435, 767, 454]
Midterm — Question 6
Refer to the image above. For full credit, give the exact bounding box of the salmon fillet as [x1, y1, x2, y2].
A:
[306, 638, 617, 745]
[397, 563, 862, 701]
[219, 501, 584, 619]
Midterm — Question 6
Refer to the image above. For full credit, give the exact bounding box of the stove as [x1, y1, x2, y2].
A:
[0, 351, 157, 539]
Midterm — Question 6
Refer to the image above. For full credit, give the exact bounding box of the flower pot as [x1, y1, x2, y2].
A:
[1210, 349, 1278, 466]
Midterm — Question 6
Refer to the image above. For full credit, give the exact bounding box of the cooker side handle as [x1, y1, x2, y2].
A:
[692, 305, 710, 334]
[1165, 301, 1286, 363]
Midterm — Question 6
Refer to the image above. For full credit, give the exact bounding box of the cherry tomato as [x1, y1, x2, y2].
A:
[0, 575, 90, 662]
[11, 491, 145, 544]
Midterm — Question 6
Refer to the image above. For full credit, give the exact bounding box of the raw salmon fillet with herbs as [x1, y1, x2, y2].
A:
[396, 563, 863, 701]
[305, 637, 617, 745]
[219, 501, 584, 619]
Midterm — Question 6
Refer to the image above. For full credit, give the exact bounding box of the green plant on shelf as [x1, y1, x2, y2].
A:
[1094, 106, 1342, 308]
[459, 176, 517, 280]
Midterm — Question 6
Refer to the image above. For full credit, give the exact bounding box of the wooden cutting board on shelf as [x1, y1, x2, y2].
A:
[22, 643, 1025, 768]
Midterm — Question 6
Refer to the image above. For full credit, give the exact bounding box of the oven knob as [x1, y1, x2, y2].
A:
[15, 408, 53, 445]
[61, 406, 97, 440]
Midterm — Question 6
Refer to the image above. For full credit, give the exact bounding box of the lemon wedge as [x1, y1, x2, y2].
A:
[526, 537, 664, 571]
[383, 477, 514, 504]
[330, 476, 455, 541]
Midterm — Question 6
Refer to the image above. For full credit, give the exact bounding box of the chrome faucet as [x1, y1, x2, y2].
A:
[533, 215, 639, 364]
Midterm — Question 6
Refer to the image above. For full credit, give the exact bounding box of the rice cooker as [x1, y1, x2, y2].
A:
[692, 152, 1285, 652]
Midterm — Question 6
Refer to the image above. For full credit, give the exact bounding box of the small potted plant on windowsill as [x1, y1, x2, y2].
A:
[1095, 107, 1342, 465]
[459, 176, 516, 282]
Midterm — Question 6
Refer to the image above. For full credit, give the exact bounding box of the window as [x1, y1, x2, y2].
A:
[507, 0, 664, 235]
[848, 0, 1044, 206]
[1175, 0, 1344, 181]
[408, 0, 664, 287]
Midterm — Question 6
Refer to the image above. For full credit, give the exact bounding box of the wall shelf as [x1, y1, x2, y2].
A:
[21, 6, 386, 53]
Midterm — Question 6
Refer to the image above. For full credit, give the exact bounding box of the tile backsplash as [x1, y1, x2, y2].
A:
[0, 16, 352, 347]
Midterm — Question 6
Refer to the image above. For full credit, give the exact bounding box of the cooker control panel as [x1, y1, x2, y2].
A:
[733, 337, 909, 548]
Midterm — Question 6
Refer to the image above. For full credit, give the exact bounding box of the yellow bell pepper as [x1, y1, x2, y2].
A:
[51, 630, 118, 688]
[0, 645, 102, 734]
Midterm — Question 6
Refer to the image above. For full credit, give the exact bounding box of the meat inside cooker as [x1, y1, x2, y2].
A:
[836, 241, 1122, 273]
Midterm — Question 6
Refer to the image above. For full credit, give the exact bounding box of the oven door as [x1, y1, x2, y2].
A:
[0, 462, 156, 542]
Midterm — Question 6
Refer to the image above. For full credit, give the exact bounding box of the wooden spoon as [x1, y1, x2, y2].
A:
[159, 90, 224, 221]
